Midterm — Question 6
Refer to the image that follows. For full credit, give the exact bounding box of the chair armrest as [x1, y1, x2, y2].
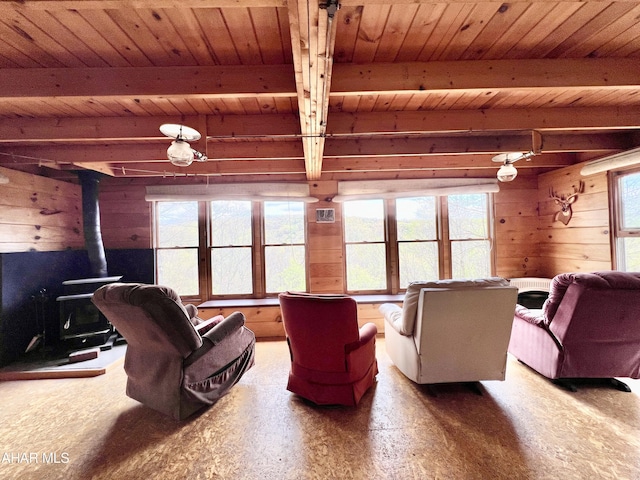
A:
[201, 311, 246, 345]
[515, 304, 547, 327]
[345, 322, 378, 354]
[345, 323, 377, 373]
[184, 311, 247, 367]
[379, 303, 405, 334]
[194, 315, 224, 335]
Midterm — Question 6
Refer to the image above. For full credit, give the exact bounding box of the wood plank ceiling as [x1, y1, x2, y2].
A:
[0, 0, 639, 181]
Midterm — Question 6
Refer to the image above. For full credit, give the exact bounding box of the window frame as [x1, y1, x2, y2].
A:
[342, 193, 496, 295]
[612, 168, 640, 271]
[342, 198, 390, 294]
[153, 199, 308, 302]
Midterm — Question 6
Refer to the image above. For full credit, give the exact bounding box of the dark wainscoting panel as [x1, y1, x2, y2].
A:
[0, 249, 154, 367]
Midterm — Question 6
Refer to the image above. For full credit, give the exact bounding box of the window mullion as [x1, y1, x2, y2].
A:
[439, 196, 451, 279]
[253, 202, 264, 298]
[198, 201, 210, 301]
[488, 194, 497, 276]
[386, 199, 399, 294]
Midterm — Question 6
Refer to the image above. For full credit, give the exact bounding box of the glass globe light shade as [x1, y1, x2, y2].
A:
[167, 140, 194, 167]
[497, 162, 518, 182]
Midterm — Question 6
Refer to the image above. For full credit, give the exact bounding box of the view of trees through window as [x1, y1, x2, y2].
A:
[343, 193, 493, 293]
[155, 200, 306, 298]
[155, 201, 199, 296]
[344, 200, 387, 291]
[448, 194, 491, 279]
[618, 172, 640, 271]
[396, 197, 438, 288]
[210, 201, 253, 295]
[156, 193, 492, 297]
[263, 202, 306, 293]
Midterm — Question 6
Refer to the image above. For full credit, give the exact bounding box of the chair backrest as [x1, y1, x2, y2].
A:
[92, 283, 202, 358]
[412, 280, 518, 383]
[546, 271, 640, 351]
[279, 292, 360, 373]
[400, 277, 510, 335]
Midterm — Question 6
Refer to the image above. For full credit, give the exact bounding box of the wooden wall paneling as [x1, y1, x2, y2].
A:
[0, 166, 83, 252]
[307, 180, 345, 293]
[356, 302, 389, 333]
[197, 305, 286, 338]
[493, 173, 541, 278]
[537, 164, 612, 276]
[99, 183, 152, 249]
[197, 302, 391, 339]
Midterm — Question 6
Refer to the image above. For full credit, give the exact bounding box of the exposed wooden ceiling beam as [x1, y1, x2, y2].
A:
[0, 0, 287, 11]
[5, 0, 640, 11]
[3, 106, 638, 144]
[288, 0, 338, 180]
[68, 153, 574, 178]
[0, 132, 630, 168]
[321, 153, 575, 172]
[2, 59, 634, 103]
[0, 65, 296, 101]
[326, 107, 640, 136]
[322, 132, 634, 157]
[104, 159, 307, 177]
[331, 59, 640, 95]
[0, 142, 304, 165]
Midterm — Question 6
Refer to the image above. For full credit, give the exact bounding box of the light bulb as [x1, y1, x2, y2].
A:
[497, 162, 518, 182]
[167, 140, 193, 167]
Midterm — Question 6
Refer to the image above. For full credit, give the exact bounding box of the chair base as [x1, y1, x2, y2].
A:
[552, 377, 631, 393]
[423, 381, 484, 397]
[286, 361, 378, 407]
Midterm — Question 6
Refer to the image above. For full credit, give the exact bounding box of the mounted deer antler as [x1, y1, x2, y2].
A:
[549, 181, 585, 225]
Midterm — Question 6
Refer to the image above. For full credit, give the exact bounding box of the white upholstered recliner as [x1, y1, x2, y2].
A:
[379, 278, 518, 385]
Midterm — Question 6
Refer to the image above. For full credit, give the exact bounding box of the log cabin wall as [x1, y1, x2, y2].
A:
[98, 182, 152, 250]
[537, 163, 612, 277]
[1, 166, 611, 340]
[494, 172, 543, 279]
[0, 166, 83, 253]
[95, 173, 552, 338]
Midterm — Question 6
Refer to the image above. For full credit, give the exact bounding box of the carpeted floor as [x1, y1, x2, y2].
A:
[1, 338, 639, 479]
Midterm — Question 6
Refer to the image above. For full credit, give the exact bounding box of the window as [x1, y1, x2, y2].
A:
[210, 201, 253, 295]
[396, 197, 439, 288]
[155, 201, 200, 296]
[343, 193, 493, 293]
[615, 170, 640, 271]
[263, 201, 306, 293]
[154, 200, 307, 299]
[448, 194, 492, 279]
[343, 199, 387, 291]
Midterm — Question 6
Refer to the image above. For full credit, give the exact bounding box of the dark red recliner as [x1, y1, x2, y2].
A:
[508, 271, 640, 391]
[278, 292, 378, 406]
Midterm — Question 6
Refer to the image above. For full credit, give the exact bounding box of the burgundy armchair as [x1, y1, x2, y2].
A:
[508, 271, 640, 391]
[278, 292, 378, 406]
[92, 283, 255, 420]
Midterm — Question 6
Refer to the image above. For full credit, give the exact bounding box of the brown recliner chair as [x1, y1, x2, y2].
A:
[278, 292, 378, 406]
[92, 283, 255, 420]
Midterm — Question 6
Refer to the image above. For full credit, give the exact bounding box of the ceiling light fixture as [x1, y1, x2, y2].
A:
[492, 131, 543, 182]
[160, 124, 208, 167]
[492, 151, 537, 182]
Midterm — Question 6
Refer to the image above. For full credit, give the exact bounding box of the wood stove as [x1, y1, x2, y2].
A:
[56, 276, 122, 347]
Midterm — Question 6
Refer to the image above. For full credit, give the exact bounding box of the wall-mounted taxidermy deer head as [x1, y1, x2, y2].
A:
[549, 181, 585, 225]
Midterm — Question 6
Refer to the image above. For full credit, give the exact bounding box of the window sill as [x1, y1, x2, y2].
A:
[197, 294, 404, 309]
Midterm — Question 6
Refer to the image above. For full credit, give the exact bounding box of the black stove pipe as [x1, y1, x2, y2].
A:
[76, 170, 108, 278]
